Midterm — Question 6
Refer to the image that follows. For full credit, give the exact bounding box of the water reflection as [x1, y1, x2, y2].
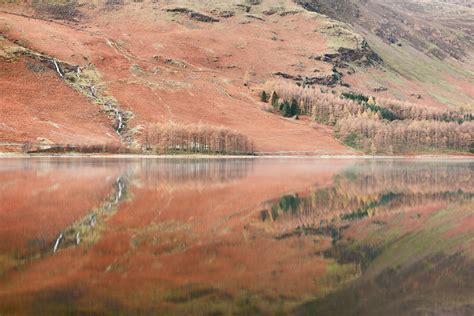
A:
[0, 158, 472, 315]
[139, 158, 255, 184]
[261, 160, 473, 229]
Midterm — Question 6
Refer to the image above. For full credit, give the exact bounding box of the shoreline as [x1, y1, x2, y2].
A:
[0, 153, 473, 160]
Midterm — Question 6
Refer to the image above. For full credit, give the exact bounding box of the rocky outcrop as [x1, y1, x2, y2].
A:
[312, 44, 383, 68]
[273, 71, 342, 87]
[294, 0, 360, 19]
[166, 7, 219, 23]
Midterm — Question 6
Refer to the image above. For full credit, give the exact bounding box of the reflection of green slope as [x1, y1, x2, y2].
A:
[262, 161, 474, 315]
[296, 202, 474, 316]
[367, 202, 474, 274]
[297, 253, 474, 315]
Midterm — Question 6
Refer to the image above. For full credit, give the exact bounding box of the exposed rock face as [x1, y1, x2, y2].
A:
[273, 70, 342, 87]
[166, 7, 219, 23]
[189, 12, 219, 23]
[312, 45, 383, 68]
[294, 0, 360, 19]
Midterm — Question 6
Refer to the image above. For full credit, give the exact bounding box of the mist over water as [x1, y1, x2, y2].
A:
[0, 158, 473, 315]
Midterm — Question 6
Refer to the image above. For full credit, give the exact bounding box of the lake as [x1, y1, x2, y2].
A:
[0, 158, 473, 315]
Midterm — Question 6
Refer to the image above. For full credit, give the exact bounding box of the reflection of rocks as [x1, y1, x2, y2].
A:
[274, 224, 347, 243]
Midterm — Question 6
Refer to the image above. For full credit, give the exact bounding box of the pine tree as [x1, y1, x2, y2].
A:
[281, 101, 292, 117]
[270, 91, 280, 109]
[290, 98, 299, 117]
[261, 91, 268, 102]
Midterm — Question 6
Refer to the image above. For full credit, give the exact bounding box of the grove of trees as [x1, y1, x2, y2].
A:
[263, 81, 474, 154]
[143, 123, 254, 155]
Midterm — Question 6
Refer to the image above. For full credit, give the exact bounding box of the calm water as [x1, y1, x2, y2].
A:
[0, 158, 473, 315]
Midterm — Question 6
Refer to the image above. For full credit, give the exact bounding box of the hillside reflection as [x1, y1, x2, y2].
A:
[260, 161, 473, 230]
[0, 158, 472, 315]
[255, 160, 474, 316]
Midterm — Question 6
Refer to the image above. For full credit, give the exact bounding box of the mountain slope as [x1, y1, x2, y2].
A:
[296, 0, 474, 109]
[0, 0, 472, 153]
[0, 36, 119, 149]
[0, 1, 357, 153]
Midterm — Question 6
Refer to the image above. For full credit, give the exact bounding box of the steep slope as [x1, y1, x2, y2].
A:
[0, 0, 356, 153]
[0, 0, 472, 153]
[296, 0, 474, 109]
[0, 36, 119, 150]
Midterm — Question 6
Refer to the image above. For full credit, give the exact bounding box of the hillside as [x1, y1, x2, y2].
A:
[296, 0, 474, 108]
[0, 0, 472, 154]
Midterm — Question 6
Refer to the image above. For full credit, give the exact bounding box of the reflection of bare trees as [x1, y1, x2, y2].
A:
[260, 161, 474, 229]
[335, 161, 474, 195]
[139, 158, 255, 187]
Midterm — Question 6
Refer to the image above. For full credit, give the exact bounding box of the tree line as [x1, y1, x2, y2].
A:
[335, 117, 473, 154]
[19, 124, 255, 155]
[263, 81, 474, 154]
[143, 123, 254, 155]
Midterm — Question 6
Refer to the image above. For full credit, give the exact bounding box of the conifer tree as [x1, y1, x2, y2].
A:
[290, 98, 299, 117]
[270, 91, 280, 109]
[368, 96, 376, 106]
[261, 91, 268, 102]
[281, 101, 292, 117]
